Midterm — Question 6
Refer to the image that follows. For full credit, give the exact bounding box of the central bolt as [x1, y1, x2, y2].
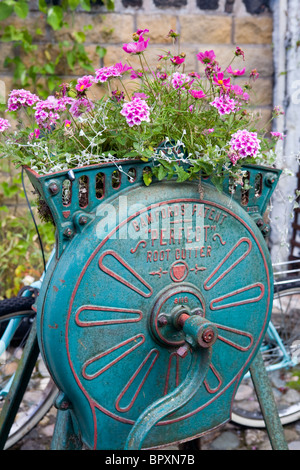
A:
[202, 328, 215, 344]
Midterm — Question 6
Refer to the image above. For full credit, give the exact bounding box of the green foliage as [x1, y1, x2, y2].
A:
[0, 162, 55, 299]
[0, 0, 113, 96]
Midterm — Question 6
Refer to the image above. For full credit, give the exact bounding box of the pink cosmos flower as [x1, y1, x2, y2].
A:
[227, 65, 246, 76]
[95, 63, 132, 83]
[213, 72, 231, 90]
[122, 35, 149, 54]
[130, 70, 144, 80]
[189, 89, 206, 99]
[250, 69, 259, 81]
[235, 47, 245, 61]
[270, 132, 285, 140]
[229, 129, 261, 162]
[135, 29, 149, 37]
[170, 55, 185, 65]
[120, 97, 150, 127]
[7, 89, 40, 112]
[0, 117, 10, 132]
[210, 94, 237, 115]
[230, 84, 249, 102]
[196, 50, 216, 64]
[75, 75, 94, 93]
[64, 120, 72, 128]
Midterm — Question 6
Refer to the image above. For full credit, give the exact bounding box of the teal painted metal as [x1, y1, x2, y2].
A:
[25, 161, 285, 450]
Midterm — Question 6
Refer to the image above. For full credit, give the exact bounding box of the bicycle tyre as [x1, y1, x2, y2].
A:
[0, 298, 57, 449]
[231, 281, 300, 428]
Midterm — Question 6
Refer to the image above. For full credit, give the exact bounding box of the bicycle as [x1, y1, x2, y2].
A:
[0, 255, 58, 449]
[232, 259, 300, 428]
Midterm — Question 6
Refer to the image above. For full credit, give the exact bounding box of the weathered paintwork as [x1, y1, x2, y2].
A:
[25, 161, 283, 449]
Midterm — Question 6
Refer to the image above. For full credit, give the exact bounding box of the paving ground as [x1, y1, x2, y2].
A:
[7, 405, 300, 451]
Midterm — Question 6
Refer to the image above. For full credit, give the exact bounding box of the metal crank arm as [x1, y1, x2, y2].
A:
[125, 314, 218, 450]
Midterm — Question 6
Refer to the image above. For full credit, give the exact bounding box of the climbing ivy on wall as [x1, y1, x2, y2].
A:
[0, 0, 114, 97]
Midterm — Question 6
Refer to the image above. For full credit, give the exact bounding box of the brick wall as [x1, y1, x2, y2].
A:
[0, 0, 274, 210]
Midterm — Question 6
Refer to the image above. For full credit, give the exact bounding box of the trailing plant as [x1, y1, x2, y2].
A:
[0, 29, 284, 191]
[0, 161, 55, 298]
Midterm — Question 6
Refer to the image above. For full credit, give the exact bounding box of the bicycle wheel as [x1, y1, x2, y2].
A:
[0, 296, 57, 449]
[232, 281, 300, 427]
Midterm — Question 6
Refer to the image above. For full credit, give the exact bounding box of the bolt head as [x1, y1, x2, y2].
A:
[48, 182, 59, 195]
[63, 227, 73, 239]
[79, 215, 88, 225]
[157, 315, 168, 327]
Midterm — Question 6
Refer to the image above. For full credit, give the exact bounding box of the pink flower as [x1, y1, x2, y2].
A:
[122, 35, 149, 54]
[29, 128, 40, 140]
[7, 89, 40, 112]
[132, 92, 149, 100]
[210, 94, 237, 115]
[130, 70, 143, 80]
[34, 96, 65, 129]
[235, 47, 245, 61]
[135, 29, 149, 37]
[64, 120, 72, 127]
[75, 75, 94, 93]
[189, 89, 206, 99]
[196, 50, 216, 64]
[229, 129, 261, 162]
[213, 72, 231, 90]
[0, 117, 10, 132]
[171, 72, 193, 90]
[170, 55, 185, 65]
[230, 84, 249, 102]
[202, 128, 214, 135]
[250, 69, 259, 81]
[69, 97, 94, 117]
[273, 105, 285, 116]
[95, 63, 131, 83]
[270, 131, 285, 140]
[120, 97, 150, 127]
[113, 62, 132, 75]
[111, 90, 125, 102]
[227, 65, 246, 76]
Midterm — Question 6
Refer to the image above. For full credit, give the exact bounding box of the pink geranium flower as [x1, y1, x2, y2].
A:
[120, 97, 150, 127]
[196, 50, 216, 64]
[229, 129, 261, 162]
[123, 35, 149, 54]
[227, 65, 246, 76]
[189, 89, 206, 99]
[0, 117, 11, 132]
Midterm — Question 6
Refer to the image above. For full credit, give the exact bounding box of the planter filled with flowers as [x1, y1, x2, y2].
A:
[0, 30, 287, 450]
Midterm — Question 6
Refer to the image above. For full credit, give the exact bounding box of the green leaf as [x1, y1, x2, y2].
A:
[80, 0, 91, 11]
[38, 0, 47, 13]
[143, 171, 152, 186]
[68, 0, 81, 10]
[47, 6, 64, 31]
[96, 46, 107, 58]
[0, 2, 13, 21]
[14, 1, 29, 19]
